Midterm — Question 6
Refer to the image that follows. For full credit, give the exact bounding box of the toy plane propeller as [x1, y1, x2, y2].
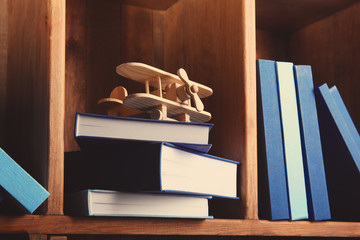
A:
[98, 62, 213, 122]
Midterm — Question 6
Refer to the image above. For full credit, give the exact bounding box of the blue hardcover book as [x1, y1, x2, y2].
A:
[329, 85, 360, 170]
[65, 141, 239, 199]
[68, 189, 213, 219]
[276, 61, 308, 220]
[0, 148, 50, 214]
[257, 59, 290, 220]
[315, 83, 360, 221]
[75, 112, 213, 153]
[294, 65, 331, 221]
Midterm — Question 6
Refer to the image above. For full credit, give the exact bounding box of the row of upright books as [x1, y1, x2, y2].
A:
[65, 112, 239, 218]
[257, 59, 360, 221]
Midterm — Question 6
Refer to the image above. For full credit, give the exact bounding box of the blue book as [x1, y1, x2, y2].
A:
[293, 66, 331, 221]
[68, 189, 213, 219]
[329, 85, 360, 170]
[65, 142, 239, 199]
[257, 59, 290, 220]
[276, 61, 308, 220]
[0, 148, 50, 214]
[75, 112, 213, 153]
[315, 83, 360, 221]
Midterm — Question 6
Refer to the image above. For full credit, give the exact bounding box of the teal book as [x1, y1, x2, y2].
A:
[0, 148, 50, 214]
[276, 61, 308, 220]
[294, 65, 331, 221]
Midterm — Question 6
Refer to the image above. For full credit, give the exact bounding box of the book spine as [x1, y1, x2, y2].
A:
[276, 62, 308, 220]
[315, 83, 360, 221]
[294, 65, 331, 221]
[329, 85, 360, 170]
[0, 148, 50, 214]
[257, 59, 290, 220]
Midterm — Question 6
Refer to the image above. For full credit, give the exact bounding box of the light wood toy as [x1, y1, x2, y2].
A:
[98, 62, 213, 122]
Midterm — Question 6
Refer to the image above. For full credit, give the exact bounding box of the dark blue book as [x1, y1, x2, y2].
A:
[315, 83, 360, 221]
[74, 112, 213, 153]
[257, 59, 290, 220]
[65, 141, 239, 199]
[0, 148, 50, 214]
[294, 66, 331, 221]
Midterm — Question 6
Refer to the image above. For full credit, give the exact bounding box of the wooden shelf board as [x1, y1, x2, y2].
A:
[0, 215, 359, 237]
[256, 0, 360, 33]
[121, 0, 178, 10]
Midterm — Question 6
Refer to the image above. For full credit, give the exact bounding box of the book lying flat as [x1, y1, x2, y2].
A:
[75, 112, 213, 148]
[68, 189, 213, 218]
[66, 142, 239, 199]
[0, 148, 50, 214]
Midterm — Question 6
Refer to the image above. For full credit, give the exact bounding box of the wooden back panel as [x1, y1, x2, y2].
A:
[157, 0, 257, 219]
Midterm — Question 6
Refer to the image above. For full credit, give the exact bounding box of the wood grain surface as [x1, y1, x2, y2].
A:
[0, 0, 8, 148]
[257, 0, 360, 33]
[155, 0, 257, 220]
[289, 1, 360, 134]
[0, 215, 359, 237]
[5, 0, 65, 215]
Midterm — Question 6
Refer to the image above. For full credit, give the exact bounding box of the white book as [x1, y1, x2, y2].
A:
[69, 189, 213, 219]
[75, 112, 213, 148]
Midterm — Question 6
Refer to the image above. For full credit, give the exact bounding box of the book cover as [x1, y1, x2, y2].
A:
[294, 65, 331, 221]
[76, 136, 212, 154]
[75, 112, 213, 148]
[65, 142, 239, 199]
[257, 59, 290, 220]
[67, 189, 213, 219]
[315, 83, 360, 221]
[0, 148, 50, 214]
[276, 61, 308, 220]
[329, 85, 360, 170]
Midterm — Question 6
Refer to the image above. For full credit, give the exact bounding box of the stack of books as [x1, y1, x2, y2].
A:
[65, 112, 239, 219]
[257, 59, 360, 221]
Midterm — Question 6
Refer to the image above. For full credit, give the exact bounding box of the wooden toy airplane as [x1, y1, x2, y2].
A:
[98, 62, 213, 122]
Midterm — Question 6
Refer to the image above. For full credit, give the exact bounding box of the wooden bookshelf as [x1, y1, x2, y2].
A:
[0, 216, 360, 237]
[1, 0, 360, 239]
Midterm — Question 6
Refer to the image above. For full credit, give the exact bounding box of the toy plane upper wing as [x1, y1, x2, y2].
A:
[116, 62, 213, 98]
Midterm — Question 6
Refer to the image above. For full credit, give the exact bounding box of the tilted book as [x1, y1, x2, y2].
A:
[65, 141, 239, 199]
[329, 85, 360, 164]
[315, 83, 360, 221]
[276, 61, 308, 220]
[257, 59, 290, 220]
[0, 148, 50, 214]
[294, 65, 331, 221]
[67, 189, 213, 219]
